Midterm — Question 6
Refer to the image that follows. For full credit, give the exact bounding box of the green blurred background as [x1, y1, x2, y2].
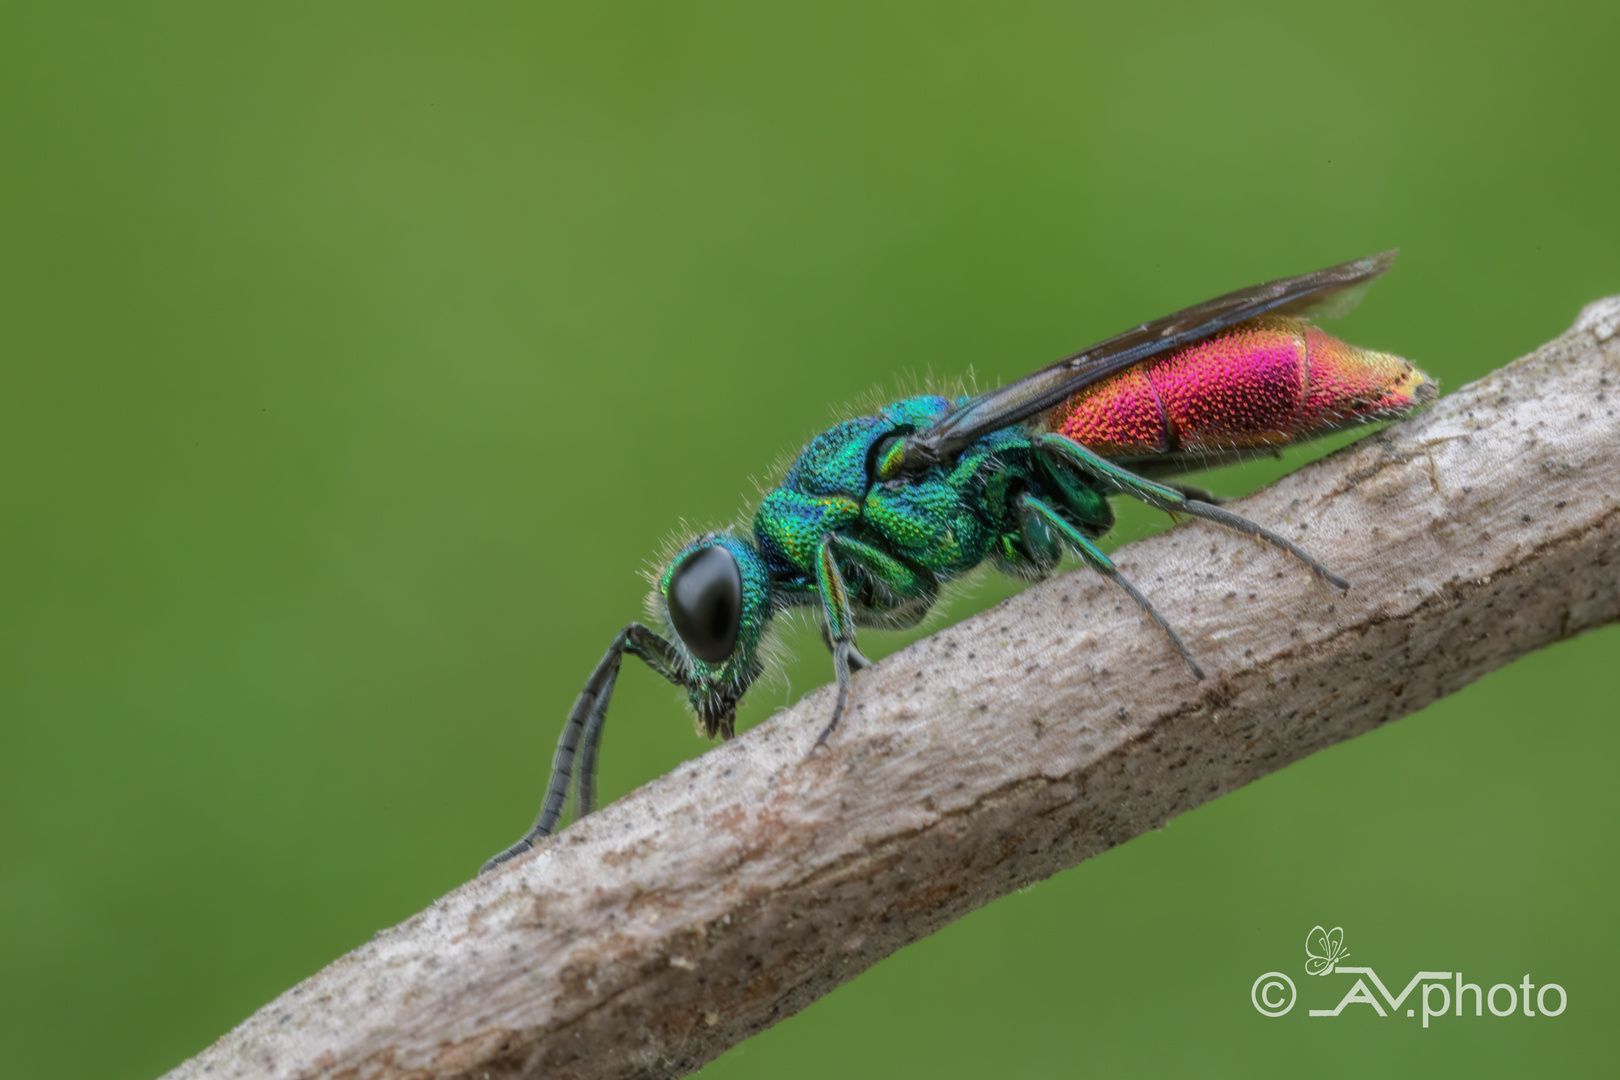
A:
[3, 2, 1616, 1077]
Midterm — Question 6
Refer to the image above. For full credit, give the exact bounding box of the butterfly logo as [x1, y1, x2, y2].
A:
[1305, 926, 1350, 976]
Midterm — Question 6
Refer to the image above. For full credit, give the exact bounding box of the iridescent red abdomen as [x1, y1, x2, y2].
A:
[1046, 316, 1434, 458]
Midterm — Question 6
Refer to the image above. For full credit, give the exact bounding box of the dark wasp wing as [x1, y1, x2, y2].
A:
[897, 250, 1398, 470]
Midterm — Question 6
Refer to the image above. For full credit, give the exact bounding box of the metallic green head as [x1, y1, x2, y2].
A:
[656, 531, 774, 737]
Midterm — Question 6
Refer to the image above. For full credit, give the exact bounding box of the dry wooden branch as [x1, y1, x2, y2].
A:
[165, 300, 1620, 1080]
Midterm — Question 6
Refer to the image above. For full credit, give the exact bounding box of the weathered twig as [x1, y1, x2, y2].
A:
[165, 300, 1620, 1080]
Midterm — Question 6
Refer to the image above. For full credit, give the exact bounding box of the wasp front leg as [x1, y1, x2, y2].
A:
[810, 533, 937, 746]
[812, 533, 871, 746]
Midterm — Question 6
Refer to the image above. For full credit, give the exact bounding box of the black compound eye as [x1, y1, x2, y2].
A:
[668, 544, 743, 664]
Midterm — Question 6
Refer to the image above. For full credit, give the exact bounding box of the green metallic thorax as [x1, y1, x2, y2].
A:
[753, 395, 1112, 628]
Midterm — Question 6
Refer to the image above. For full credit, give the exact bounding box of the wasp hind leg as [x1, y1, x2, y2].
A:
[1162, 482, 1227, 506]
[1038, 433, 1349, 590]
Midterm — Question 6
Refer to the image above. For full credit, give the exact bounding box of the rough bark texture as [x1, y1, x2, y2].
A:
[164, 300, 1620, 1080]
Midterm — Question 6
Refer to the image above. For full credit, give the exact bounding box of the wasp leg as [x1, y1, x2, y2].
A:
[1020, 494, 1205, 680]
[810, 533, 913, 747]
[1162, 482, 1227, 506]
[481, 622, 683, 874]
[819, 638, 872, 746]
[831, 532, 937, 626]
[1039, 433, 1348, 590]
[1007, 493, 1066, 577]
